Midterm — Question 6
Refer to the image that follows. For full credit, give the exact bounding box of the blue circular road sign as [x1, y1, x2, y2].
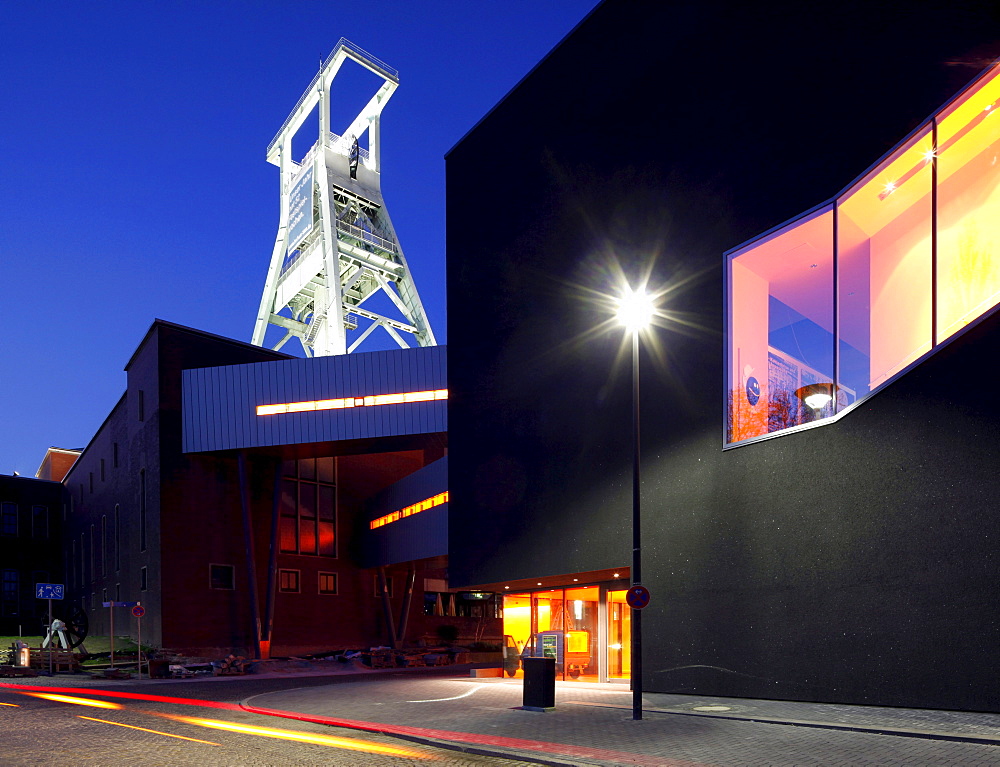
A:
[626, 585, 651, 609]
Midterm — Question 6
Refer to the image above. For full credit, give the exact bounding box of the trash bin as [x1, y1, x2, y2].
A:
[147, 659, 171, 679]
[522, 656, 556, 710]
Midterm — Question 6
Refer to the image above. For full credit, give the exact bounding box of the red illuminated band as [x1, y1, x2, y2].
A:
[370, 491, 448, 530]
[257, 389, 447, 416]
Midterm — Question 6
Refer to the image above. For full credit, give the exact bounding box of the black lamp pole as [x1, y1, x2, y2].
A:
[631, 327, 643, 721]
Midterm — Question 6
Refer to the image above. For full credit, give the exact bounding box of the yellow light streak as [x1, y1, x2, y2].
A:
[0, 702, 19, 707]
[158, 714, 434, 758]
[370, 491, 449, 529]
[77, 716, 220, 746]
[23, 693, 122, 709]
[257, 388, 447, 416]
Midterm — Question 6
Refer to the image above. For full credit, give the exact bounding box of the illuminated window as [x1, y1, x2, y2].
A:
[319, 572, 338, 595]
[728, 207, 835, 443]
[1, 503, 16, 536]
[727, 61, 1000, 445]
[209, 564, 235, 590]
[278, 569, 300, 593]
[279, 458, 335, 556]
[370, 491, 449, 530]
[257, 388, 447, 416]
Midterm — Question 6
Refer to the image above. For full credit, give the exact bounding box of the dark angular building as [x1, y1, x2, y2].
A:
[446, 0, 1000, 710]
[64, 320, 494, 656]
[0, 473, 66, 635]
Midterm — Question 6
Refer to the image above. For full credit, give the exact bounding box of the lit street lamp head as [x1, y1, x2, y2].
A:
[617, 288, 654, 333]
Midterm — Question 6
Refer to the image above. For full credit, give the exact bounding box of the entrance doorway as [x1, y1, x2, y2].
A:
[502, 582, 628, 683]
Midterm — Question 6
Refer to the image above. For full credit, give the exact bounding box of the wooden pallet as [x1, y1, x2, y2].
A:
[28, 650, 81, 673]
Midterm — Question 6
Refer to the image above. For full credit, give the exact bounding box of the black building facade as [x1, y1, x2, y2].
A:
[0, 474, 65, 636]
[446, 0, 1000, 710]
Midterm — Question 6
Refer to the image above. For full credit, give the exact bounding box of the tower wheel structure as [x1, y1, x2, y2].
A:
[252, 39, 436, 357]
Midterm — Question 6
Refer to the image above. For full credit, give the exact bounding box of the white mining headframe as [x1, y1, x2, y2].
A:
[252, 39, 436, 357]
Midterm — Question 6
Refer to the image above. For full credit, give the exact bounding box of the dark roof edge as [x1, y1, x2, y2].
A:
[444, 1, 603, 159]
[124, 318, 294, 372]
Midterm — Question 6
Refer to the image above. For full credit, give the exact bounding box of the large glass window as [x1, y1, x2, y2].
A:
[728, 206, 835, 442]
[838, 126, 933, 401]
[728, 62, 1000, 445]
[937, 69, 1000, 342]
[279, 458, 336, 556]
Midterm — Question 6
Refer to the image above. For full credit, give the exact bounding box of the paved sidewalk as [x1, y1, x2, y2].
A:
[241, 674, 1000, 766]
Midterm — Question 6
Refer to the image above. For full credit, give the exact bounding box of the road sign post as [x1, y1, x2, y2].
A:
[35, 583, 64, 677]
[625, 585, 650, 610]
[132, 604, 145, 678]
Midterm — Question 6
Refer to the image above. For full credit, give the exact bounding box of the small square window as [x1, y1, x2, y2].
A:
[374, 575, 393, 598]
[279, 569, 300, 593]
[140, 567, 147, 592]
[209, 564, 235, 590]
[318, 572, 338, 595]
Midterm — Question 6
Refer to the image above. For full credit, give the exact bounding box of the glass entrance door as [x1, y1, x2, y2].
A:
[607, 589, 632, 680]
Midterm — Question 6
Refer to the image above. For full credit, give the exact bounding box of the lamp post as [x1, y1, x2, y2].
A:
[617, 288, 653, 721]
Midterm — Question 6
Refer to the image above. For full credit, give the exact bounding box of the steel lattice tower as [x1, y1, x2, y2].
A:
[252, 39, 436, 357]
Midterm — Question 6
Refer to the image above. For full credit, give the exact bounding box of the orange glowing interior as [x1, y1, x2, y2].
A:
[257, 389, 448, 416]
[728, 61, 1000, 445]
[370, 491, 448, 529]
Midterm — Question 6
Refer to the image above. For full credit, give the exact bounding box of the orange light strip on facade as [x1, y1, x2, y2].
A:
[256, 388, 447, 416]
[370, 491, 449, 530]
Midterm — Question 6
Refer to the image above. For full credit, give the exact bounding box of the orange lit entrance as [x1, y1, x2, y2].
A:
[502, 583, 630, 683]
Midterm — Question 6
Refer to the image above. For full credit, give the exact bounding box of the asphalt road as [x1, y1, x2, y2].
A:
[0, 674, 531, 766]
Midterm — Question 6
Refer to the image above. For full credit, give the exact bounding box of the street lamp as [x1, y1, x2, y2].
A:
[616, 287, 653, 721]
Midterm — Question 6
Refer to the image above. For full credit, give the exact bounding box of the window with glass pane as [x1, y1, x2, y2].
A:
[937, 66, 1000, 342]
[1, 503, 16, 536]
[1, 570, 18, 616]
[31, 506, 48, 538]
[279, 459, 336, 556]
[728, 206, 835, 443]
[838, 126, 934, 402]
[319, 572, 338, 594]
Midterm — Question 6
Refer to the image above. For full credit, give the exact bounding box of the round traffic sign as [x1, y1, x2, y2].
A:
[132, 605, 145, 618]
[625, 585, 651, 610]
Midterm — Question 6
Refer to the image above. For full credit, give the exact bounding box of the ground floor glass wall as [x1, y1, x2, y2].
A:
[502, 582, 630, 682]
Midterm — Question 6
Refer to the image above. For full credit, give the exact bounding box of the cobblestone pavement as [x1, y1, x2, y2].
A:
[0, 672, 531, 766]
[243, 674, 1000, 767]
[5, 670, 1000, 766]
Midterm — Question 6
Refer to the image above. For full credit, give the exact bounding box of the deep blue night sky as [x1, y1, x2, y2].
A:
[0, 0, 599, 475]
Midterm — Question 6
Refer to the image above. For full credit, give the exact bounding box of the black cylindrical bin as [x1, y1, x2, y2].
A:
[522, 656, 556, 710]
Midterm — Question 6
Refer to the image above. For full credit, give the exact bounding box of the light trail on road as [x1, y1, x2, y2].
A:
[155, 713, 437, 758]
[77, 715, 221, 745]
[21, 692, 122, 709]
